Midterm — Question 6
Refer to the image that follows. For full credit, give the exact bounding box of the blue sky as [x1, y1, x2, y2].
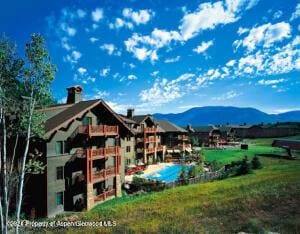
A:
[1, 0, 300, 114]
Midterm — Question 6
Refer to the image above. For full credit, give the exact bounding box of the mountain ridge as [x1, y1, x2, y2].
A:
[153, 106, 300, 126]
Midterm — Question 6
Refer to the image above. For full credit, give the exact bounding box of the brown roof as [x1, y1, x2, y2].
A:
[45, 99, 100, 134]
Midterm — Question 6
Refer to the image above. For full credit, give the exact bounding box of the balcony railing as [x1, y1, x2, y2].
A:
[178, 135, 189, 141]
[144, 137, 157, 143]
[76, 147, 119, 159]
[145, 147, 155, 154]
[144, 127, 156, 133]
[156, 146, 164, 151]
[94, 188, 116, 202]
[77, 125, 119, 137]
[93, 167, 116, 182]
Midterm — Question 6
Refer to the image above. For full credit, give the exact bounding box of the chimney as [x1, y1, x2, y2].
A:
[127, 108, 135, 119]
[66, 85, 83, 104]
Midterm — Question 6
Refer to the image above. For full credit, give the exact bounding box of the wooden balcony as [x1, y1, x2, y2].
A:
[145, 137, 157, 143]
[94, 188, 116, 202]
[178, 135, 189, 141]
[144, 127, 156, 133]
[77, 125, 119, 137]
[156, 146, 164, 152]
[76, 147, 120, 159]
[93, 167, 116, 183]
[145, 147, 155, 154]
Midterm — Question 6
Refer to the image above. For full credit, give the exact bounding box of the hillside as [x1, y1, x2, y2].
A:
[153, 106, 300, 126]
[50, 140, 300, 234]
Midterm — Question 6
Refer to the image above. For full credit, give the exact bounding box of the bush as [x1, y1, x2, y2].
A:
[179, 164, 189, 185]
[236, 156, 252, 176]
[251, 155, 262, 169]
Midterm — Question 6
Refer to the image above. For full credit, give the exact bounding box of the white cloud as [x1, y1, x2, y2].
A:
[91, 8, 103, 22]
[128, 74, 137, 80]
[78, 67, 87, 75]
[77, 9, 86, 18]
[226, 59, 236, 66]
[89, 37, 99, 43]
[150, 71, 159, 76]
[109, 18, 133, 30]
[72, 50, 81, 60]
[123, 8, 154, 25]
[106, 101, 128, 113]
[100, 67, 110, 77]
[124, 28, 181, 62]
[139, 73, 195, 105]
[179, 0, 257, 41]
[258, 78, 285, 85]
[193, 40, 214, 54]
[237, 27, 249, 35]
[212, 90, 242, 101]
[235, 22, 291, 52]
[60, 23, 77, 36]
[164, 56, 180, 63]
[124, 1, 256, 61]
[290, 3, 300, 21]
[100, 44, 116, 55]
[273, 10, 283, 19]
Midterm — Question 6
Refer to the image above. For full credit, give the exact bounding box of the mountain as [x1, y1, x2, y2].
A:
[153, 106, 300, 126]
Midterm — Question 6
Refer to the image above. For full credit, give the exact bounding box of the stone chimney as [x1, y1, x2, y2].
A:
[66, 85, 83, 104]
[127, 108, 135, 119]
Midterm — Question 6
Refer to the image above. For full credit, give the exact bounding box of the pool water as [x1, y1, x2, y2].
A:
[142, 164, 190, 183]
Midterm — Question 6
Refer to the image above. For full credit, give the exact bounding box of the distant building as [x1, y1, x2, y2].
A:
[155, 119, 191, 155]
[186, 125, 221, 147]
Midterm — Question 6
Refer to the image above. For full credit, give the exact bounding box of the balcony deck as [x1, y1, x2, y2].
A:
[76, 147, 120, 160]
[93, 167, 116, 183]
[94, 188, 116, 202]
[77, 125, 119, 137]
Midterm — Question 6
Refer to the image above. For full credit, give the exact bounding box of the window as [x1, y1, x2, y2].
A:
[126, 136, 131, 141]
[56, 192, 63, 206]
[82, 116, 92, 126]
[126, 158, 131, 165]
[55, 141, 68, 155]
[55, 141, 63, 155]
[126, 146, 131, 153]
[56, 167, 64, 180]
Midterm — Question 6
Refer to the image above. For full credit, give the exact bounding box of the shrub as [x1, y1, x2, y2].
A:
[179, 164, 189, 185]
[251, 155, 262, 169]
[236, 156, 252, 175]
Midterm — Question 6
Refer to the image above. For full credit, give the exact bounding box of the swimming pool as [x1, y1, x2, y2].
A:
[142, 164, 190, 183]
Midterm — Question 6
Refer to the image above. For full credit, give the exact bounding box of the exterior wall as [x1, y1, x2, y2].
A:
[120, 136, 135, 183]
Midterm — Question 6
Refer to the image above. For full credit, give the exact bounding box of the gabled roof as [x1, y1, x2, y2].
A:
[45, 99, 135, 138]
[132, 115, 152, 124]
[192, 125, 219, 132]
[156, 119, 187, 133]
[45, 99, 100, 134]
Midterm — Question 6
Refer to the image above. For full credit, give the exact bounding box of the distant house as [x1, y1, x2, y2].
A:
[186, 124, 221, 147]
[155, 119, 191, 154]
[272, 139, 300, 158]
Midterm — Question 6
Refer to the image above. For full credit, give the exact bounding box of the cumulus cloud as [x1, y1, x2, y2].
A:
[100, 67, 110, 77]
[128, 74, 137, 80]
[100, 43, 121, 56]
[290, 3, 300, 21]
[109, 18, 133, 30]
[77, 67, 87, 75]
[193, 40, 214, 54]
[125, 0, 257, 61]
[91, 8, 103, 22]
[164, 56, 180, 63]
[212, 90, 242, 101]
[123, 8, 154, 25]
[234, 22, 291, 52]
[89, 37, 99, 43]
[77, 9, 86, 18]
[258, 78, 285, 85]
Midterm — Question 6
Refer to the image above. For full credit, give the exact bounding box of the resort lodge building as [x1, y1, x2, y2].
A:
[25, 85, 188, 217]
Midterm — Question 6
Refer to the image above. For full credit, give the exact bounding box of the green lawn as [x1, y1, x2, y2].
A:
[52, 137, 300, 234]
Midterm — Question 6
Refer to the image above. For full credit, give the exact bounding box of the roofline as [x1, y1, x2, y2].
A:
[45, 99, 135, 138]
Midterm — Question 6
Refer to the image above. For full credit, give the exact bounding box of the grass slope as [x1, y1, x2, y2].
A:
[59, 137, 300, 233]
